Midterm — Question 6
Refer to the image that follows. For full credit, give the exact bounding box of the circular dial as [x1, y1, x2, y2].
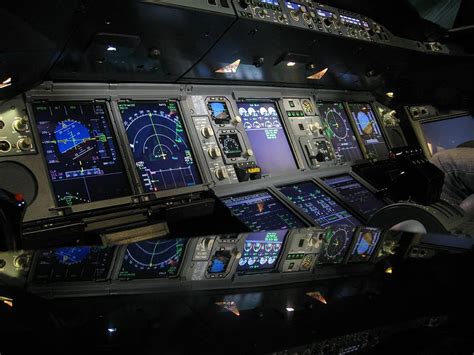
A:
[302, 100, 313, 115]
[323, 108, 349, 140]
[120, 239, 186, 279]
[218, 134, 243, 158]
[319, 229, 350, 264]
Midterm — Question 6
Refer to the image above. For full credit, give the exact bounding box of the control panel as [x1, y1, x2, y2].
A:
[187, 95, 260, 185]
[0, 98, 36, 157]
[280, 228, 322, 272]
[234, 0, 289, 25]
[282, 97, 335, 168]
[373, 102, 408, 149]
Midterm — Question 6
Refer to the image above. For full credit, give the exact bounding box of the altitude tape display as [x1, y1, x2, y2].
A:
[118, 101, 201, 192]
[33, 102, 131, 207]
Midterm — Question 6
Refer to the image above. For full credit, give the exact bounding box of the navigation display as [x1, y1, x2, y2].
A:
[221, 191, 306, 232]
[348, 103, 389, 159]
[238, 230, 286, 273]
[33, 102, 131, 207]
[348, 227, 381, 263]
[32, 246, 115, 283]
[323, 174, 386, 218]
[118, 101, 201, 192]
[118, 238, 186, 280]
[421, 115, 474, 156]
[208, 250, 232, 274]
[317, 103, 363, 162]
[238, 102, 297, 175]
[316, 227, 353, 265]
[277, 181, 361, 228]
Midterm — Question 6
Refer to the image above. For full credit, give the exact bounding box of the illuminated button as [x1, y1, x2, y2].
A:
[201, 126, 214, 138]
[215, 167, 229, 180]
[231, 116, 242, 125]
[208, 147, 222, 159]
[17, 137, 33, 151]
[13, 117, 29, 132]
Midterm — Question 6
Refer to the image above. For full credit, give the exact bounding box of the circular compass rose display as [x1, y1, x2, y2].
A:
[118, 101, 201, 192]
[323, 108, 349, 140]
[119, 238, 187, 279]
[317, 228, 352, 264]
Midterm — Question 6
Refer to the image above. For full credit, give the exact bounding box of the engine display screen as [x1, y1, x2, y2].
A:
[421, 115, 474, 156]
[118, 101, 201, 192]
[277, 181, 361, 228]
[317, 103, 363, 162]
[348, 227, 381, 263]
[32, 246, 115, 283]
[218, 133, 243, 158]
[348, 103, 389, 159]
[221, 191, 306, 232]
[33, 102, 131, 207]
[323, 174, 386, 218]
[118, 238, 187, 280]
[238, 102, 297, 175]
[237, 230, 286, 273]
[208, 101, 231, 124]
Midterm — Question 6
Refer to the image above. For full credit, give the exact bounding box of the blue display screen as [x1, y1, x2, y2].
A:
[349, 227, 381, 263]
[277, 181, 361, 228]
[261, 0, 279, 5]
[421, 115, 474, 156]
[33, 102, 131, 207]
[285, 1, 301, 10]
[33, 246, 115, 283]
[348, 103, 389, 159]
[118, 101, 201, 192]
[323, 174, 386, 218]
[208, 101, 231, 124]
[208, 250, 232, 274]
[238, 102, 297, 175]
[317, 102, 363, 162]
[238, 230, 286, 273]
[221, 191, 306, 232]
[118, 238, 187, 279]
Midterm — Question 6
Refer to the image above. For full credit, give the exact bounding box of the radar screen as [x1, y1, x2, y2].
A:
[316, 228, 353, 265]
[218, 133, 243, 158]
[32, 102, 131, 207]
[208, 101, 231, 124]
[118, 238, 187, 280]
[348, 227, 381, 263]
[117, 101, 201, 192]
[238, 102, 297, 175]
[221, 191, 306, 232]
[317, 103, 363, 162]
[348, 103, 389, 159]
[237, 230, 286, 273]
[421, 114, 474, 156]
[277, 181, 361, 229]
[32, 246, 115, 283]
[323, 174, 386, 218]
[208, 250, 232, 274]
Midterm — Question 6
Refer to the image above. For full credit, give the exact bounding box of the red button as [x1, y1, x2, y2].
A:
[14, 193, 25, 202]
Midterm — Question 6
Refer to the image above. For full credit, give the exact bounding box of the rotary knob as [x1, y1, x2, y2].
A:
[208, 147, 222, 159]
[308, 123, 320, 134]
[239, 0, 250, 9]
[243, 148, 254, 158]
[17, 137, 33, 151]
[215, 167, 229, 180]
[13, 117, 29, 132]
[231, 116, 242, 126]
[201, 126, 214, 138]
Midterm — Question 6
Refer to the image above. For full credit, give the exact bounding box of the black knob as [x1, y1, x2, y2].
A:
[239, 0, 250, 8]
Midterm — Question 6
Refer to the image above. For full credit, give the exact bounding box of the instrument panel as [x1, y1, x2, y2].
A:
[0, 83, 403, 224]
